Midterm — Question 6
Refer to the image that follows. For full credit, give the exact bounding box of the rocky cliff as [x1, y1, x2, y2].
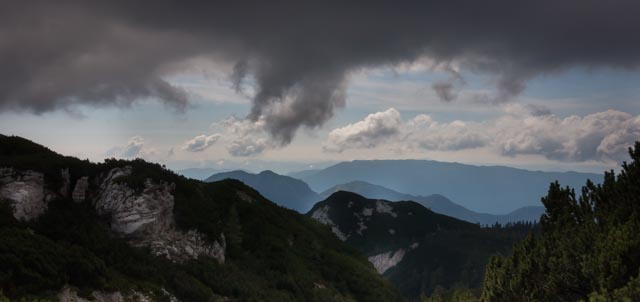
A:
[0, 165, 226, 264]
[94, 166, 226, 263]
[95, 166, 174, 236]
[0, 168, 55, 221]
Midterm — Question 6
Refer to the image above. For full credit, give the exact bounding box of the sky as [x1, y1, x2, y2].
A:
[1, 1, 640, 174]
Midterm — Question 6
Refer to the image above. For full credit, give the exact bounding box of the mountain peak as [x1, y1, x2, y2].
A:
[258, 170, 277, 175]
[308, 191, 530, 297]
[206, 169, 321, 213]
[326, 190, 366, 200]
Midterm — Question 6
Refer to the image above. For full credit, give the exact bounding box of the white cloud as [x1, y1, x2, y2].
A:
[323, 105, 640, 162]
[324, 108, 487, 153]
[493, 108, 640, 161]
[404, 115, 488, 151]
[228, 136, 270, 156]
[182, 134, 221, 152]
[221, 116, 274, 157]
[324, 108, 402, 152]
[122, 136, 145, 157]
[106, 136, 156, 159]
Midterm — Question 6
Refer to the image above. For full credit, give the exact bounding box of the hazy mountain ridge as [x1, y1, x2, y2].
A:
[321, 181, 545, 225]
[175, 167, 224, 180]
[287, 169, 323, 180]
[299, 159, 600, 213]
[206, 168, 544, 224]
[205, 170, 321, 212]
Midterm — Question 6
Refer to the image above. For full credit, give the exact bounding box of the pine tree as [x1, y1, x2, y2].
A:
[481, 142, 640, 301]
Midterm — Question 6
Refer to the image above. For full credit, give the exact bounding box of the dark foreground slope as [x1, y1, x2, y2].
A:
[206, 170, 321, 213]
[308, 191, 534, 300]
[0, 135, 402, 302]
[321, 181, 545, 225]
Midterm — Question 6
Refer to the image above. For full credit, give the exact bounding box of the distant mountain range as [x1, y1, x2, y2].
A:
[321, 181, 545, 225]
[308, 191, 533, 298]
[294, 160, 601, 213]
[205, 170, 321, 212]
[175, 167, 223, 180]
[287, 169, 322, 180]
[208, 169, 544, 225]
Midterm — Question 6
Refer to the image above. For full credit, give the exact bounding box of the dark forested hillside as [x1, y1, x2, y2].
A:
[481, 143, 640, 301]
[0, 134, 402, 302]
[308, 191, 535, 300]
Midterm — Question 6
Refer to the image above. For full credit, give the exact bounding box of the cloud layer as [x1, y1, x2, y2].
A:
[324, 106, 640, 162]
[182, 134, 221, 152]
[493, 108, 640, 162]
[3, 1, 640, 145]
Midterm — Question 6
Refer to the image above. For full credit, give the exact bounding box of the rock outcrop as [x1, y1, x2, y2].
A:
[60, 168, 71, 197]
[311, 205, 347, 241]
[94, 167, 174, 236]
[0, 167, 53, 221]
[368, 249, 407, 274]
[140, 229, 226, 264]
[375, 200, 398, 217]
[72, 176, 89, 203]
[59, 285, 179, 302]
[236, 190, 255, 203]
[367, 242, 419, 274]
[95, 166, 226, 263]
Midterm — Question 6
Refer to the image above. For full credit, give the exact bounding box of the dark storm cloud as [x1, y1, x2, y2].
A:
[432, 81, 457, 102]
[230, 60, 249, 94]
[2, 1, 640, 144]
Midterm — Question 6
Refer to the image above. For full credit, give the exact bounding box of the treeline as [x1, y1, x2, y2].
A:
[413, 222, 538, 302]
[481, 143, 640, 301]
[486, 221, 539, 231]
[423, 143, 640, 301]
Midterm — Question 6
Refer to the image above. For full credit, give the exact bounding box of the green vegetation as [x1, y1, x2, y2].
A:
[421, 287, 480, 302]
[389, 222, 536, 301]
[0, 134, 402, 301]
[481, 143, 640, 301]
